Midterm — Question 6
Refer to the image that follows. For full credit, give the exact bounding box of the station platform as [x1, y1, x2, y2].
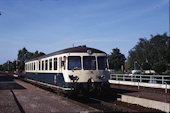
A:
[0, 73, 99, 113]
[110, 83, 170, 112]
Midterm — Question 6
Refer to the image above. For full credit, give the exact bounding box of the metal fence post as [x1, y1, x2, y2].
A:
[131, 75, 133, 81]
[150, 75, 152, 83]
[165, 82, 167, 102]
[116, 75, 118, 80]
[138, 81, 140, 97]
[140, 75, 142, 82]
[162, 76, 164, 84]
[123, 75, 125, 81]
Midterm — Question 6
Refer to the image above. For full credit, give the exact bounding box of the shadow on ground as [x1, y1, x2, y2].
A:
[0, 74, 26, 90]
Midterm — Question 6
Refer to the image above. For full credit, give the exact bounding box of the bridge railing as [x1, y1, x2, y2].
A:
[110, 74, 170, 85]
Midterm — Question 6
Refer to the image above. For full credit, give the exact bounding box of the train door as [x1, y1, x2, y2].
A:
[59, 57, 62, 73]
[59, 56, 66, 73]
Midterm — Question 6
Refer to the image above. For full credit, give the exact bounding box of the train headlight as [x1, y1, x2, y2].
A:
[87, 49, 92, 54]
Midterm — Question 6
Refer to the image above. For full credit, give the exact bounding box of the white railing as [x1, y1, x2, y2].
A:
[110, 74, 170, 85]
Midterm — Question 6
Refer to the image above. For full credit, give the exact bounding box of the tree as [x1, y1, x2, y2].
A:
[17, 47, 45, 72]
[0, 65, 3, 71]
[127, 33, 169, 73]
[108, 48, 126, 71]
[2, 60, 13, 71]
[17, 47, 29, 71]
[31, 51, 45, 59]
[141, 62, 151, 70]
[153, 61, 167, 74]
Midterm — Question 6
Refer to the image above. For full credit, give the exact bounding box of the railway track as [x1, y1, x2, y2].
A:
[22, 78, 163, 112]
[68, 94, 139, 112]
[88, 97, 139, 112]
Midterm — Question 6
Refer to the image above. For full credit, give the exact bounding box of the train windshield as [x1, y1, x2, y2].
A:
[97, 56, 107, 70]
[83, 56, 96, 70]
[68, 56, 81, 70]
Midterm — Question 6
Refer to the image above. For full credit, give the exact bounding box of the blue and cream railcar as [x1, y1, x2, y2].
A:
[25, 45, 109, 94]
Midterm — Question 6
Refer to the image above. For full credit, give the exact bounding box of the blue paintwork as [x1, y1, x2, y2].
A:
[26, 72, 70, 89]
[25, 72, 108, 93]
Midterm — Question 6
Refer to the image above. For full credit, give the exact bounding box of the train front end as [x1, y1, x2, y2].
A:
[65, 50, 110, 94]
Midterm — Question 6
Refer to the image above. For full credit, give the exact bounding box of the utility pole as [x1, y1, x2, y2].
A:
[134, 61, 137, 76]
[16, 60, 20, 74]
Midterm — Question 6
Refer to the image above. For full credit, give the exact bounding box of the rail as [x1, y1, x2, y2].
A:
[109, 74, 170, 89]
[110, 74, 170, 85]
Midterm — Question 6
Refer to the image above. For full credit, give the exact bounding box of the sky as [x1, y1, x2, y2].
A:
[0, 0, 169, 64]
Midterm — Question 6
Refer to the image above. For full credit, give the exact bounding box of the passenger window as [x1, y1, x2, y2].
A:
[42, 61, 44, 70]
[31, 63, 33, 70]
[49, 59, 52, 70]
[54, 58, 57, 70]
[45, 60, 48, 70]
[29, 63, 30, 70]
[34, 62, 35, 70]
[39, 61, 41, 70]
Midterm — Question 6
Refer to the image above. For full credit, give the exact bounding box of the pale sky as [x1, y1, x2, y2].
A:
[0, 0, 169, 64]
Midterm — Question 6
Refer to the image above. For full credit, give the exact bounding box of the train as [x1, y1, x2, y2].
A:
[25, 45, 110, 94]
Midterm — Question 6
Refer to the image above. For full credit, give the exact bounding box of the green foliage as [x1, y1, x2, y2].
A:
[17, 47, 45, 71]
[0, 65, 2, 71]
[2, 61, 14, 72]
[108, 48, 126, 71]
[141, 62, 151, 70]
[162, 69, 170, 75]
[153, 61, 167, 75]
[127, 33, 169, 72]
[114, 70, 124, 74]
[1, 48, 45, 72]
[124, 59, 131, 70]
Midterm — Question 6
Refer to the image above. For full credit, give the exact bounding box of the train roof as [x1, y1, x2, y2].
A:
[26, 45, 106, 63]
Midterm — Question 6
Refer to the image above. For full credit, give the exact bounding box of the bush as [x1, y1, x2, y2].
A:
[141, 62, 151, 70]
[162, 69, 170, 75]
[114, 70, 124, 74]
[153, 61, 167, 74]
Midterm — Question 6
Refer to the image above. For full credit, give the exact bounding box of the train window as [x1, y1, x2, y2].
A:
[83, 56, 96, 70]
[54, 58, 57, 70]
[34, 62, 35, 70]
[39, 61, 41, 70]
[68, 56, 81, 70]
[42, 61, 44, 70]
[29, 63, 31, 70]
[97, 56, 107, 70]
[29, 63, 30, 70]
[45, 60, 48, 70]
[49, 59, 52, 70]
